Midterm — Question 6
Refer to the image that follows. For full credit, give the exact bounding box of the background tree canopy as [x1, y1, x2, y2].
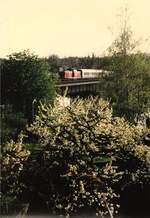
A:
[1, 50, 56, 121]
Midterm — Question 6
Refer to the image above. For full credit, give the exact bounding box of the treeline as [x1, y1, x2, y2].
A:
[47, 54, 112, 73]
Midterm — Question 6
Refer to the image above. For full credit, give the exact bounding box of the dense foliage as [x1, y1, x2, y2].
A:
[1, 50, 56, 121]
[99, 22, 150, 121]
[1, 50, 57, 143]
[47, 54, 111, 73]
[1, 105, 27, 143]
[20, 97, 150, 217]
[1, 134, 30, 214]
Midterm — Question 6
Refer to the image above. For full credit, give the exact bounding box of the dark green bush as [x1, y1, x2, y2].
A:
[1, 105, 27, 143]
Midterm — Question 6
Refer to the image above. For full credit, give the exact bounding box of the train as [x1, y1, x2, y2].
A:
[59, 68, 109, 80]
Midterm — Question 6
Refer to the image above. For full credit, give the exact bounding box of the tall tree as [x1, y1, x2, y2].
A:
[99, 10, 150, 121]
[1, 50, 56, 121]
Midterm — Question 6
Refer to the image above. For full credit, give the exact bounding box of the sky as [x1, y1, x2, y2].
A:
[0, 0, 150, 58]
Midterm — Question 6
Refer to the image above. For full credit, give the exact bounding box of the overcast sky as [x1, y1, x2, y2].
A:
[0, 0, 150, 58]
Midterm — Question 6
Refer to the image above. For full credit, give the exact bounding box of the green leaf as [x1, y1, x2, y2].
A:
[93, 156, 111, 164]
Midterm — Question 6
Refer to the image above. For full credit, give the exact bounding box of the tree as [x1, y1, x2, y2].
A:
[99, 11, 150, 121]
[47, 54, 60, 73]
[1, 50, 56, 121]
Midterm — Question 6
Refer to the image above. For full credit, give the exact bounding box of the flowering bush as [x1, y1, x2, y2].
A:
[1, 133, 30, 214]
[24, 97, 150, 217]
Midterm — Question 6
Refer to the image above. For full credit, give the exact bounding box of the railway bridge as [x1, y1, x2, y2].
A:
[56, 78, 100, 97]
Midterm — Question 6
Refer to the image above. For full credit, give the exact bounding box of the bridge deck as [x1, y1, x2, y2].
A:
[56, 79, 100, 87]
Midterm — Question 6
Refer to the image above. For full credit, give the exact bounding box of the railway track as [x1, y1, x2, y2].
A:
[56, 78, 100, 87]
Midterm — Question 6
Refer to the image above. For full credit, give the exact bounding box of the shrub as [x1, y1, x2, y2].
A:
[1, 105, 27, 143]
[1, 133, 30, 214]
[24, 97, 150, 217]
